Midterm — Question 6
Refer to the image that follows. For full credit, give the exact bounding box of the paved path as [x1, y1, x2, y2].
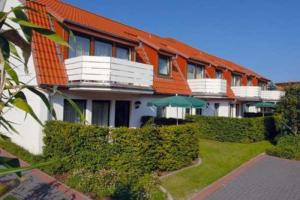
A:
[192, 155, 300, 200]
[0, 148, 90, 200]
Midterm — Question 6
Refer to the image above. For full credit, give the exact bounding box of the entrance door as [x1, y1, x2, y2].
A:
[115, 101, 130, 127]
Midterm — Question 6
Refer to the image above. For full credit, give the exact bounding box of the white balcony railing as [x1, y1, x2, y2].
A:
[261, 90, 285, 101]
[231, 86, 261, 99]
[65, 56, 153, 89]
[188, 79, 227, 95]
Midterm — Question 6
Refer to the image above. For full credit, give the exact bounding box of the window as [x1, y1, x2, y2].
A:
[259, 81, 267, 90]
[92, 101, 110, 126]
[69, 34, 90, 58]
[187, 63, 205, 79]
[116, 46, 130, 60]
[158, 55, 170, 76]
[216, 70, 223, 79]
[231, 74, 241, 86]
[247, 77, 253, 86]
[63, 99, 86, 122]
[185, 108, 191, 115]
[214, 103, 220, 116]
[157, 107, 166, 117]
[196, 108, 202, 115]
[94, 40, 112, 57]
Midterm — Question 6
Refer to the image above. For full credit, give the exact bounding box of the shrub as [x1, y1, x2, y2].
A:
[157, 124, 199, 171]
[43, 121, 110, 173]
[141, 116, 189, 127]
[188, 116, 278, 143]
[43, 120, 198, 199]
[266, 135, 300, 160]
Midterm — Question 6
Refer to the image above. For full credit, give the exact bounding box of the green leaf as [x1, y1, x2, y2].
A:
[0, 116, 18, 133]
[11, 97, 43, 125]
[4, 61, 19, 84]
[9, 42, 20, 59]
[0, 35, 10, 60]
[26, 86, 57, 119]
[12, 7, 32, 43]
[10, 18, 69, 47]
[1, 29, 31, 68]
[0, 159, 56, 176]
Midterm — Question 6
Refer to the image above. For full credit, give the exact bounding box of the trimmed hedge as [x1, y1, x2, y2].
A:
[43, 121, 198, 198]
[188, 116, 279, 143]
[266, 135, 300, 160]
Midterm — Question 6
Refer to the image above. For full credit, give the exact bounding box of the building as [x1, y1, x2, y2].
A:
[1, 0, 284, 154]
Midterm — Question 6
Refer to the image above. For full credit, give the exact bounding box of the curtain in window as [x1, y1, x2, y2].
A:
[92, 101, 110, 126]
[159, 56, 169, 75]
[195, 66, 204, 79]
[63, 99, 86, 122]
[116, 46, 130, 60]
[69, 35, 90, 58]
[187, 63, 195, 79]
[95, 41, 112, 57]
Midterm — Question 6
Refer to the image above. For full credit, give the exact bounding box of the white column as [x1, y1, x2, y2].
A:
[86, 99, 92, 124]
[109, 100, 115, 127]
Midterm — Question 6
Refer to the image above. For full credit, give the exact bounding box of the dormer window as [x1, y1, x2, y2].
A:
[69, 34, 90, 58]
[231, 74, 241, 86]
[216, 69, 223, 79]
[247, 77, 253, 86]
[158, 54, 171, 76]
[95, 40, 112, 57]
[116, 45, 130, 60]
[187, 63, 205, 79]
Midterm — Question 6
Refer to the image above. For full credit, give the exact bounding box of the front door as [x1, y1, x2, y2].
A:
[115, 101, 130, 127]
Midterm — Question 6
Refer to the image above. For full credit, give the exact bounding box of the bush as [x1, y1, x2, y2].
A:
[188, 116, 278, 143]
[43, 120, 198, 199]
[43, 121, 110, 173]
[157, 124, 198, 171]
[141, 116, 189, 127]
[266, 135, 300, 160]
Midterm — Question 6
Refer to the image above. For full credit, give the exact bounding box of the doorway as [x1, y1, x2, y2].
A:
[115, 101, 130, 127]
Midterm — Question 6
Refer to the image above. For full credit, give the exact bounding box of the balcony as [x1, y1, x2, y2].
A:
[65, 56, 153, 93]
[261, 90, 285, 101]
[231, 86, 261, 100]
[188, 79, 227, 96]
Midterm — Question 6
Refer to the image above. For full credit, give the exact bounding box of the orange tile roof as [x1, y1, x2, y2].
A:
[27, 0, 67, 86]
[28, 0, 268, 94]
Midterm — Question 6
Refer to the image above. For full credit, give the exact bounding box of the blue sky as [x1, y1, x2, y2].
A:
[64, 0, 300, 82]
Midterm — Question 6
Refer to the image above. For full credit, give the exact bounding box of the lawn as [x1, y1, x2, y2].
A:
[161, 139, 272, 200]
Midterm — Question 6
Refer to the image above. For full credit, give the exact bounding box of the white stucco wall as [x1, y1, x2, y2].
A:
[0, 0, 49, 154]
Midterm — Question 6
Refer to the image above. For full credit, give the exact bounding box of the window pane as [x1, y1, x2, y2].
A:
[216, 70, 223, 79]
[68, 35, 90, 58]
[116, 46, 130, 60]
[247, 78, 252, 86]
[195, 65, 204, 79]
[187, 63, 195, 79]
[95, 40, 112, 57]
[159, 55, 170, 76]
[92, 101, 110, 126]
[63, 99, 86, 122]
[196, 108, 202, 115]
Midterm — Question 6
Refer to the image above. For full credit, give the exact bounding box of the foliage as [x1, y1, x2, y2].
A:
[141, 116, 188, 126]
[43, 120, 198, 199]
[188, 116, 279, 143]
[276, 85, 300, 135]
[266, 135, 300, 160]
[161, 139, 272, 199]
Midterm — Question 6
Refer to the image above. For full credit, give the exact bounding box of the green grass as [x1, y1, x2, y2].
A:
[161, 139, 272, 200]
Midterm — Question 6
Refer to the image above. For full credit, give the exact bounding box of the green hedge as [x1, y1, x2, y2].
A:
[188, 116, 279, 143]
[266, 135, 300, 160]
[43, 121, 198, 199]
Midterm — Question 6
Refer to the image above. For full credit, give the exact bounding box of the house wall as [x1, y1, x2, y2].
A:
[1, 0, 48, 154]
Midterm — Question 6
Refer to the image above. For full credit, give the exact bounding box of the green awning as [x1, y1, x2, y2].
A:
[147, 95, 206, 108]
[255, 102, 276, 108]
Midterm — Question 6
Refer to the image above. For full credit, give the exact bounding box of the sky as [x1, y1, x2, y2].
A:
[64, 0, 300, 83]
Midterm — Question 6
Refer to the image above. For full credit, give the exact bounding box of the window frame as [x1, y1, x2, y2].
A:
[158, 54, 171, 77]
[91, 100, 110, 127]
[68, 33, 91, 58]
[231, 73, 242, 86]
[187, 62, 205, 79]
[94, 39, 113, 57]
[216, 69, 223, 79]
[63, 99, 86, 123]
